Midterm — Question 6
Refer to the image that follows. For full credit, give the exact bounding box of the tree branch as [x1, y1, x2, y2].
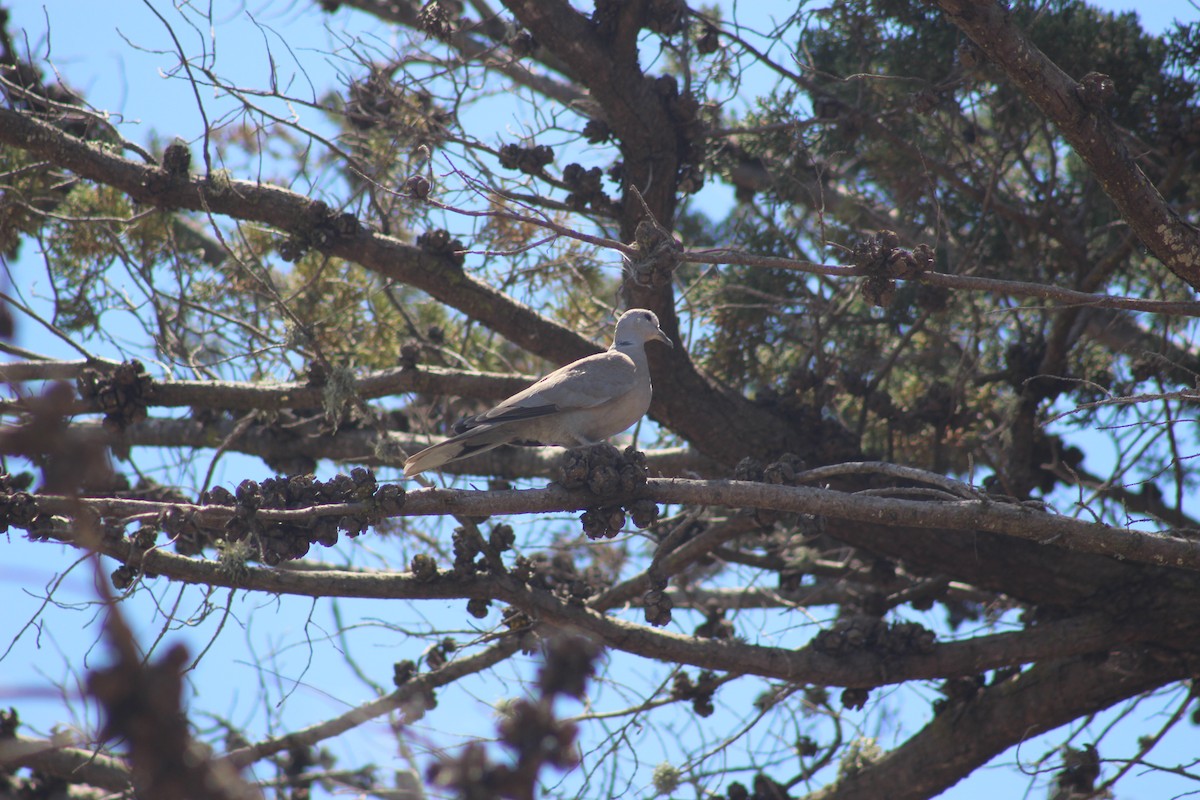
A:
[0, 105, 597, 365]
[1, 360, 535, 407]
[26, 474, 1200, 585]
[219, 635, 523, 769]
[24, 417, 718, 478]
[35, 526, 1183, 692]
[0, 104, 849, 467]
[931, 0, 1200, 289]
[0, 737, 133, 793]
[812, 649, 1190, 800]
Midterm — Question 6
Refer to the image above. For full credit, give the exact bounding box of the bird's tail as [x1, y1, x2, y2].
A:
[403, 424, 511, 478]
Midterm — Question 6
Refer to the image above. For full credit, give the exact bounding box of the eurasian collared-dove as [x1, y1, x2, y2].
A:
[403, 309, 673, 478]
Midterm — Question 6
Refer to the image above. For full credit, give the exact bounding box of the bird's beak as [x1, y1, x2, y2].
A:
[654, 329, 674, 349]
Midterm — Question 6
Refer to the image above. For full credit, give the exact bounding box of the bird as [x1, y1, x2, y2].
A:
[403, 309, 673, 478]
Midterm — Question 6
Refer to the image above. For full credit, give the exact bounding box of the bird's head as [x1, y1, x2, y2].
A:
[614, 308, 673, 349]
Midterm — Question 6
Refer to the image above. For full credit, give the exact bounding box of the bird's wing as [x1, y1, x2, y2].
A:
[404, 351, 640, 478]
[457, 350, 638, 431]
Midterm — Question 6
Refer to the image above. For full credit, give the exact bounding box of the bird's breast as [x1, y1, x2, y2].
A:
[578, 377, 653, 441]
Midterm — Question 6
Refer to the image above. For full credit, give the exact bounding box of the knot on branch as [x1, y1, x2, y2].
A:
[392, 659, 417, 687]
[346, 72, 451, 139]
[580, 505, 626, 541]
[77, 360, 152, 431]
[410, 553, 439, 582]
[201, 468, 401, 566]
[451, 526, 485, 576]
[560, 444, 657, 540]
[563, 162, 609, 211]
[278, 201, 361, 262]
[539, 634, 601, 699]
[417, 0, 460, 40]
[626, 217, 682, 289]
[853, 232, 935, 308]
[0, 472, 37, 535]
[402, 174, 431, 200]
[812, 616, 936, 656]
[670, 670, 718, 717]
[583, 119, 611, 144]
[423, 636, 457, 670]
[161, 140, 191, 182]
[1076, 72, 1116, 113]
[159, 505, 206, 556]
[512, 550, 612, 605]
[416, 228, 466, 267]
[559, 443, 648, 494]
[694, 600, 735, 640]
[110, 523, 162, 589]
[498, 142, 553, 175]
[508, 30, 537, 58]
[932, 675, 986, 715]
[645, 0, 687, 36]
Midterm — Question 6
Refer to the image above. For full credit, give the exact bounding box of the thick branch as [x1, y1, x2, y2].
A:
[0, 105, 844, 467]
[0, 737, 132, 793]
[931, 0, 1200, 289]
[28, 476, 1200, 590]
[499, 0, 683, 343]
[812, 649, 1190, 800]
[40, 529, 1181, 691]
[679, 250, 1200, 317]
[33, 417, 717, 478]
[1, 360, 534, 408]
[0, 105, 595, 365]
